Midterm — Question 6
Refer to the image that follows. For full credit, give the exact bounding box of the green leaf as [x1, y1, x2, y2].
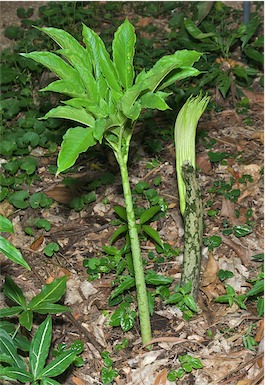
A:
[139, 91, 171, 111]
[0, 306, 23, 318]
[19, 310, 33, 331]
[33, 303, 71, 314]
[158, 66, 201, 91]
[226, 284, 236, 296]
[0, 236, 30, 270]
[39, 351, 76, 378]
[141, 225, 163, 248]
[109, 276, 135, 300]
[184, 18, 216, 40]
[41, 79, 86, 98]
[42, 106, 95, 127]
[233, 224, 253, 237]
[82, 24, 122, 97]
[144, 50, 202, 91]
[134, 181, 150, 194]
[218, 269, 234, 281]
[208, 151, 227, 162]
[140, 206, 161, 225]
[121, 50, 201, 118]
[57, 127, 97, 175]
[243, 46, 263, 64]
[44, 242, 59, 257]
[190, 357, 203, 369]
[37, 26, 97, 97]
[245, 280, 264, 298]
[0, 330, 26, 370]
[182, 281, 192, 294]
[30, 193, 52, 209]
[20, 52, 83, 87]
[114, 205, 127, 222]
[165, 293, 183, 304]
[20, 157, 38, 175]
[145, 270, 173, 286]
[36, 219, 51, 231]
[183, 295, 198, 312]
[217, 73, 231, 98]
[0, 216, 13, 233]
[8, 190, 29, 209]
[28, 276, 67, 309]
[120, 311, 136, 332]
[30, 316, 52, 379]
[257, 297, 264, 317]
[3, 276, 27, 308]
[101, 366, 118, 385]
[112, 18, 136, 90]
[110, 224, 128, 244]
[0, 366, 32, 383]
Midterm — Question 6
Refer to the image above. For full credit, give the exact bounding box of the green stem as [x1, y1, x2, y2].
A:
[180, 161, 203, 298]
[115, 151, 152, 345]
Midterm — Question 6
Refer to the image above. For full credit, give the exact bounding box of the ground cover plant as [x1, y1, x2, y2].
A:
[0, 2, 264, 384]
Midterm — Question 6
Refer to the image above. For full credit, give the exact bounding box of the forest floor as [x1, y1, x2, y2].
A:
[0, 2, 264, 385]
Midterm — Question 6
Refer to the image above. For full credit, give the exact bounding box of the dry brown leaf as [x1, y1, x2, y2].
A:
[196, 153, 212, 174]
[251, 131, 264, 144]
[255, 319, 264, 343]
[135, 16, 154, 27]
[201, 253, 225, 301]
[242, 89, 264, 107]
[30, 235, 44, 251]
[238, 164, 262, 185]
[221, 235, 252, 266]
[220, 197, 239, 225]
[153, 368, 167, 385]
[72, 376, 85, 385]
[236, 380, 251, 385]
[201, 252, 219, 287]
[44, 184, 75, 204]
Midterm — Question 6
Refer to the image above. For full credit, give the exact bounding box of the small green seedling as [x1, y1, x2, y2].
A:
[203, 235, 222, 251]
[215, 284, 247, 309]
[167, 353, 203, 381]
[165, 281, 198, 320]
[110, 204, 164, 247]
[44, 242, 60, 257]
[242, 324, 258, 351]
[109, 299, 137, 332]
[101, 351, 118, 385]
[0, 276, 70, 331]
[217, 269, 234, 282]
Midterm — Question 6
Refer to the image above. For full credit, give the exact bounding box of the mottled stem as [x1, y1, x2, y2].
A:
[180, 161, 203, 298]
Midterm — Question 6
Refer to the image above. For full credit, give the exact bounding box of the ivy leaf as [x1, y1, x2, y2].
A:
[8, 191, 29, 209]
[233, 224, 253, 237]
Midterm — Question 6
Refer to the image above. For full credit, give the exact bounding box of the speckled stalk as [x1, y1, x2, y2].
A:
[180, 161, 203, 298]
[115, 151, 152, 345]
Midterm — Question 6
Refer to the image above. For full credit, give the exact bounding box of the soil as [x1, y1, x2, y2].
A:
[0, 2, 264, 385]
